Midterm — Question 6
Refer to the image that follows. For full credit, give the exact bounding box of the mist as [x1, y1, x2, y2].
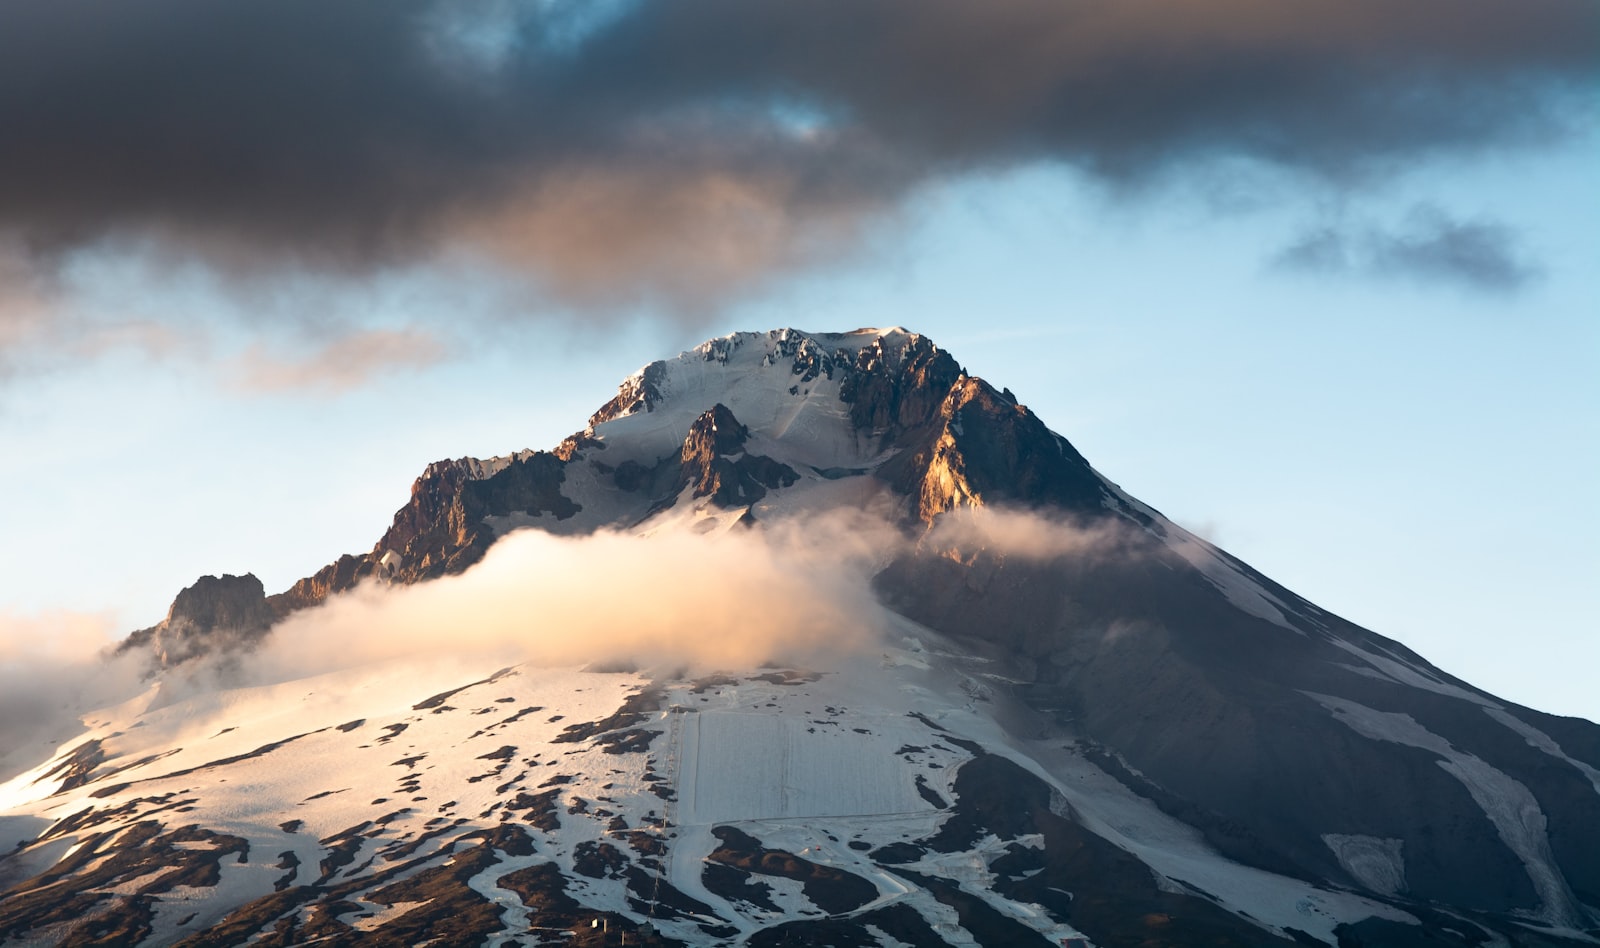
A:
[251, 517, 897, 683]
[0, 503, 1148, 782]
[921, 505, 1138, 563]
[0, 611, 145, 783]
[247, 504, 1148, 682]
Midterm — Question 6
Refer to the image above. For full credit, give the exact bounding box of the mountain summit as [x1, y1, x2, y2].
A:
[4, 328, 1598, 947]
[280, 327, 1104, 601]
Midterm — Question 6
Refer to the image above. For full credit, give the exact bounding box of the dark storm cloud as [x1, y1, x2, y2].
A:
[0, 0, 1593, 308]
[1273, 206, 1539, 292]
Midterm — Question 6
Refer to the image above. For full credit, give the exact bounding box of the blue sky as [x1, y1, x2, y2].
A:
[1, 1, 1595, 721]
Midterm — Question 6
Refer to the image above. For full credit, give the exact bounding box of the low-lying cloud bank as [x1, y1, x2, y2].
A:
[249, 505, 1156, 681]
[0, 611, 145, 782]
[0, 504, 1155, 780]
[0, 519, 897, 778]
[255, 520, 893, 680]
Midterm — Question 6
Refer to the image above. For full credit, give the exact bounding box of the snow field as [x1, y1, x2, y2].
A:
[1, 621, 1458, 947]
[592, 329, 906, 472]
[685, 711, 933, 823]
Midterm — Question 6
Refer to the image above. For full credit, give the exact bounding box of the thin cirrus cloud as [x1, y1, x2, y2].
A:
[229, 328, 450, 395]
[0, 242, 199, 382]
[1273, 206, 1541, 292]
[0, 0, 1592, 320]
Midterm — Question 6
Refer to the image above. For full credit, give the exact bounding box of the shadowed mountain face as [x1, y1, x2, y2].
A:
[9, 327, 1598, 947]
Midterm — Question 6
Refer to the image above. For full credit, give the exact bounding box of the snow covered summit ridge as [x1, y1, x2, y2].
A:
[582, 327, 937, 469]
[133, 323, 1104, 635]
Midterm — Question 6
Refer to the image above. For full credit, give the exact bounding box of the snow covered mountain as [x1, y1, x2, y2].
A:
[3, 327, 1598, 947]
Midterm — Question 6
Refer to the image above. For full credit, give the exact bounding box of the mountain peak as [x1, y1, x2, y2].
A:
[14, 326, 1600, 947]
[677, 403, 799, 510]
[591, 328, 944, 421]
[682, 403, 749, 457]
[141, 327, 1100, 629]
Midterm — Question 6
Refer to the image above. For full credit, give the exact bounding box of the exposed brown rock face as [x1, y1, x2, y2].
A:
[677, 404, 798, 509]
[166, 573, 274, 635]
[368, 452, 583, 590]
[552, 430, 603, 462]
[839, 333, 962, 436]
[879, 376, 1112, 523]
[120, 573, 274, 667]
[682, 403, 749, 459]
[279, 554, 366, 611]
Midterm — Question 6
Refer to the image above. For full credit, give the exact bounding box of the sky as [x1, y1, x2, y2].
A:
[1, 0, 1596, 722]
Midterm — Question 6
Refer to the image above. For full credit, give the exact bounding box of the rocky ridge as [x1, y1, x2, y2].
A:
[119, 574, 277, 667]
[132, 328, 1091, 666]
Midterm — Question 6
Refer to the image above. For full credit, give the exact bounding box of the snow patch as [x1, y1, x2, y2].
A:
[1322, 834, 1406, 896]
[1307, 692, 1583, 927]
[1327, 639, 1495, 707]
[1484, 707, 1600, 801]
[685, 711, 935, 822]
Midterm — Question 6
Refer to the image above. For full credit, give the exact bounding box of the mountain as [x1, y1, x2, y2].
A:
[3, 327, 1597, 947]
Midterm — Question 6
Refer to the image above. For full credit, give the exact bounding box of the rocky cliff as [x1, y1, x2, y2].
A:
[119, 573, 276, 667]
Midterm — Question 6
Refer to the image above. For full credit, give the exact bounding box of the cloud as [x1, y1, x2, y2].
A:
[0, 237, 209, 390]
[0, 243, 63, 381]
[1366, 209, 1540, 292]
[0, 235, 455, 397]
[249, 517, 895, 681]
[1273, 205, 1540, 292]
[0, 503, 1154, 780]
[0, 517, 899, 779]
[230, 328, 450, 394]
[457, 157, 893, 314]
[0, 611, 145, 783]
[210, 503, 1143, 686]
[0, 0, 1590, 325]
[922, 506, 1134, 563]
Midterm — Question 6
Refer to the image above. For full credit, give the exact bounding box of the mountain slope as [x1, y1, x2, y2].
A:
[4, 327, 1598, 947]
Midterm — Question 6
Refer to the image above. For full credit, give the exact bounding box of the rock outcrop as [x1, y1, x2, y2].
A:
[838, 332, 963, 437]
[120, 573, 274, 667]
[879, 375, 1112, 522]
[676, 404, 798, 509]
[278, 451, 583, 612]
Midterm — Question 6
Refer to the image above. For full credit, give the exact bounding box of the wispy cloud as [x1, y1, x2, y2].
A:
[922, 506, 1135, 562]
[1273, 206, 1540, 293]
[0, 240, 206, 386]
[1365, 209, 1540, 292]
[230, 328, 450, 394]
